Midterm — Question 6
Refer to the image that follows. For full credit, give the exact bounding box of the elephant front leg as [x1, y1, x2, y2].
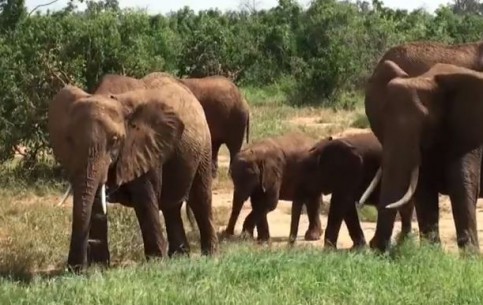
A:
[446, 148, 481, 253]
[256, 214, 271, 242]
[87, 191, 110, 267]
[396, 200, 414, 245]
[224, 188, 249, 236]
[129, 177, 167, 259]
[370, 208, 397, 252]
[162, 202, 190, 257]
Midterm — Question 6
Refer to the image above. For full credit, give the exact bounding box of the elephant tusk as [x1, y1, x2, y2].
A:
[57, 184, 72, 206]
[386, 167, 419, 209]
[357, 167, 382, 207]
[101, 184, 107, 214]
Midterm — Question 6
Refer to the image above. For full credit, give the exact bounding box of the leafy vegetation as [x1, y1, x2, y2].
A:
[0, 0, 482, 167]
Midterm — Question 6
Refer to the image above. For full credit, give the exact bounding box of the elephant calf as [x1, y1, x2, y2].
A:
[290, 132, 414, 249]
[223, 132, 323, 242]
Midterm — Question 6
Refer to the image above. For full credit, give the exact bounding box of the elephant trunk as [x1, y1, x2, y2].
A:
[67, 155, 107, 271]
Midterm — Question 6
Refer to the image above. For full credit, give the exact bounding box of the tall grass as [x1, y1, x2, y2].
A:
[1, 244, 483, 304]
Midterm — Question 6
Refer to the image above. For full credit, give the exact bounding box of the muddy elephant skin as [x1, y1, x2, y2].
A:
[223, 132, 323, 242]
[289, 132, 414, 248]
[48, 80, 218, 271]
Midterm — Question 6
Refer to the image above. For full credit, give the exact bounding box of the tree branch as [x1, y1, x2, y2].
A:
[28, 0, 60, 17]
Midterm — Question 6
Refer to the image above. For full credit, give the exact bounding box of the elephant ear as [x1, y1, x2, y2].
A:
[375, 60, 409, 85]
[259, 154, 283, 193]
[434, 70, 483, 95]
[114, 101, 185, 186]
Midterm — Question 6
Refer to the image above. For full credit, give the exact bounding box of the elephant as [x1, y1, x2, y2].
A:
[362, 40, 483, 252]
[223, 132, 323, 242]
[361, 59, 483, 253]
[179, 76, 250, 179]
[93, 73, 251, 179]
[48, 80, 218, 271]
[289, 132, 414, 249]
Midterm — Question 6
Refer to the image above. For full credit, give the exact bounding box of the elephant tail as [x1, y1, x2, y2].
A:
[245, 111, 250, 144]
[185, 202, 197, 231]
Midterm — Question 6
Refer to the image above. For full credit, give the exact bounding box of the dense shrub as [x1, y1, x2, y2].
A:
[0, 0, 482, 166]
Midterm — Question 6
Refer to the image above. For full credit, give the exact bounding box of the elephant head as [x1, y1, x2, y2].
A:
[48, 85, 185, 270]
[224, 148, 283, 236]
[361, 60, 483, 210]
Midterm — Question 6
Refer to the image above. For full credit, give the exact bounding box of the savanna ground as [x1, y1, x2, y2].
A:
[2, 86, 483, 303]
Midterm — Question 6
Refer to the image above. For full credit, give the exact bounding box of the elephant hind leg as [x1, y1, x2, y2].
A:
[187, 162, 218, 256]
[211, 140, 223, 179]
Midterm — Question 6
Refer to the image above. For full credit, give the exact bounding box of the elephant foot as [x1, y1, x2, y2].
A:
[323, 239, 337, 250]
[350, 240, 367, 251]
[168, 243, 190, 258]
[87, 239, 110, 267]
[304, 228, 322, 241]
[240, 229, 254, 240]
[369, 236, 390, 253]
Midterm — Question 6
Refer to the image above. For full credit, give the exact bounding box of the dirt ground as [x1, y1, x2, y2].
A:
[214, 153, 483, 253]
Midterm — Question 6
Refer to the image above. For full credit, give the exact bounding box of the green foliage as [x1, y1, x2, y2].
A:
[0, 0, 482, 167]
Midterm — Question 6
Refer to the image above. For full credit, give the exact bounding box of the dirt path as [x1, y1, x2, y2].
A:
[212, 187, 483, 252]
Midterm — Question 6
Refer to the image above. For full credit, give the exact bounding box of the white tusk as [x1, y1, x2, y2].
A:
[386, 167, 419, 209]
[57, 184, 72, 206]
[100, 184, 107, 214]
[357, 167, 382, 207]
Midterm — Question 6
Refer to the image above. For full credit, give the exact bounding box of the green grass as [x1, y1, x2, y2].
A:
[1, 244, 483, 304]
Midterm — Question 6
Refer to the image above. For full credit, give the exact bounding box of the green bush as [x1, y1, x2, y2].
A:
[0, 0, 482, 168]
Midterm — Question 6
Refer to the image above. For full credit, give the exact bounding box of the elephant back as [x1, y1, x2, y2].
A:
[93, 74, 144, 95]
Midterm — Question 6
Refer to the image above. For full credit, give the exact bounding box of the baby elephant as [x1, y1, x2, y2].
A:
[223, 132, 323, 242]
[290, 132, 414, 249]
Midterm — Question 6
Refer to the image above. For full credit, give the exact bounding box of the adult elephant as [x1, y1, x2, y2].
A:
[179, 76, 250, 178]
[360, 40, 483, 252]
[48, 81, 218, 271]
[361, 60, 483, 252]
[94, 73, 251, 178]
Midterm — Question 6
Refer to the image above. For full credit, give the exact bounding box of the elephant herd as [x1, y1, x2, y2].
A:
[46, 39, 483, 272]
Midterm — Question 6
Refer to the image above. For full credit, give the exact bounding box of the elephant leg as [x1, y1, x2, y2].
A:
[396, 200, 414, 244]
[289, 199, 304, 244]
[162, 202, 190, 257]
[211, 140, 222, 179]
[187, 163, 218, 256]
[304, 197, 323, 241]
[224, 188, 249, 236]
[241, 210, 257, 237]
[324, 193, 348, 249]
[446, 148, 481, 252]
[413, 169, 440, 245]
[343, 203, 366, 249]
[87, 189, 110, 266]
[256, 213, 270, 242]
[227, 136, 243, 170]
[130, 175, 167, 259]
[253, 191, 278, 242]
[369, 208, 397, 252]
